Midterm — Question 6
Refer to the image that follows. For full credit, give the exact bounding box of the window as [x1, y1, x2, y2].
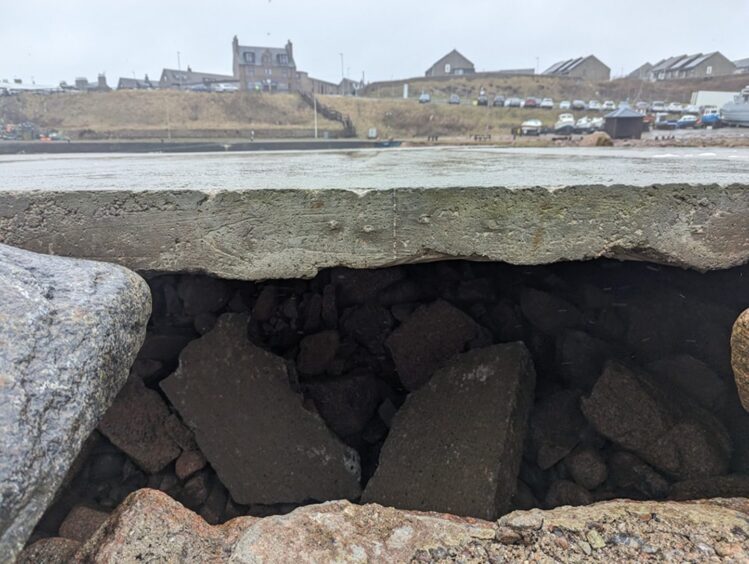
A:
[706, 65, 713, 75]
[277, 54, 289, 65]
[265, 68, 272, 76]
[243, 52, 255, 64]
[444, 63, 451, 74]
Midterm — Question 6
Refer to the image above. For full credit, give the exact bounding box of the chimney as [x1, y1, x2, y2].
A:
[233, 35, 239, 55]
[97, 73, 108, 89]
[286, 40, 294, 62]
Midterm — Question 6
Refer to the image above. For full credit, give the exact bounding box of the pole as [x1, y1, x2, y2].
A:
[313, 95, 318, 139]
[339, 53, 344, 81]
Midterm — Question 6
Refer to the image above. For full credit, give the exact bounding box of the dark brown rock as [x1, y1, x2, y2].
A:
[647, 354, 727, 411]
[251, 286, 277, 322]
[305, 372, 381, 437]
[609, 449, 671, 500]
[340, 304, 394, 354]
[581, 361, 731, 480]
[564, 446, 608, 490]
[161, 314, 361, 505]
[520, 288, 581, 335]
[200, 482, 229, 525]
[194, 313, 218, 335]
[544, 480, 594, 508]
[136, 329, 196, 363]
[386, 299, 478, 391]
[296, 330, 339, 375]
[16, 538, 81, 564]
[362, 343, 536, 520]
[332, 266, 404, 306]
[97, 378, 181, 473]
[177, 276, 230, 315]
[163, 413, 198, 451]
[321, 284, 338, 329]
[556, 330, 615, 390]
[670, 474, 749, 501]
[58, 506, 109, 543]
[175, 450, 208, 481]
[181, 472, 211, 509]
[530, 390, 587, 470]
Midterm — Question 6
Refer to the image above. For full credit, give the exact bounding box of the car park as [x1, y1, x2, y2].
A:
[493, 95, 506, 107]
[571, 100, 587, 110]
[448, 94, 461, 105]
[540, 98, 554, 109]
[418, 92, 431, 104]
[559, 100, 571, 110]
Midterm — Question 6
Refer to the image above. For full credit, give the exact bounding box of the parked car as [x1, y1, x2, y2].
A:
[493, 95, 506, 107]
[524, 97, 539, 108]
[588, 100, 601, 111]
[683, 104, 700, 115]
[667, 102, 684, 113]
[635, 101, 650, 112]
[418, 92, 431, 104]
[650, 101, 666, 113]
[448, 94, 461, 105]
[654, 113, 678, 129]
[505, 97, 523, 108]
[559, 100, 571, 110]
[571, 100, 587, 110]
[554, 113, 575, 134]
[477, 94, 489, 106]
[676, 114, 699, 128]
[701, 109, 722, 127]
[540, 98, 554, 109]
[575, 116, 594, 133]
[188, 84, 210, 92]
[521, 119, 543, 136]
[213, 83, 239, 92]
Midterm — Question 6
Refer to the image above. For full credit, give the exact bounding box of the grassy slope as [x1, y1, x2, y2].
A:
[0, 90, 340, 132]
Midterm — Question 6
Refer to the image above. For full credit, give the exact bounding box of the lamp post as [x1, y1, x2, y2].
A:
[339, 53, 345, 81]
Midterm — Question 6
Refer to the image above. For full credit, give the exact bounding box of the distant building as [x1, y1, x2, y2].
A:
[117, 75, 158, 90]
[232, 36, 297, 92]
[648, 52, 736, 81]
[159, 67, 235, 89]
[67, 74, 110, 92]
[543, 56, 610, 81]
[734, 58, 749, 74]
[627, 62, 653, 80]
[425, 50, 475, 77]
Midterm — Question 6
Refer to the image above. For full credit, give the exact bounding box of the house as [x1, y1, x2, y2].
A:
[648, 52, 736, 81]
[233, 36, 297, 92]
[628, 62, 653, 80]
[65, 74, 110, 92]
[425, 50, 475, 77]
[117, 75, 157, 90]
[543, 56, 610, 81]
[734, 58, 749, 74]
[159, 67, 235, 89]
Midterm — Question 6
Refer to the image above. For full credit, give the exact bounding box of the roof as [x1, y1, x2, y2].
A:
[543, 55, 608, 75]
[160, 69, 234, 85]
[651, 52, 726, 73]
[604, 107, 643, 119]
[734, 58, 749, 69]
[236, 45, 295, 67]
[428, 49, 475, 72]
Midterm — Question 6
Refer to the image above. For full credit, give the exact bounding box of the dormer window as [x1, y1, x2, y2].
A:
[243, 52, 256, 64]
[277, 54, 289, 65]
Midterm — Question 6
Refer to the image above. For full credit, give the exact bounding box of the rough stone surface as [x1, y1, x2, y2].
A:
[362, 343, 536, 520]
[296, 330, 339, 375]
[608, 451, 671, 500]
[305, 373, 381, 437]
[530, 390, 587, 470]
[58, 506, 109, 543]
[544, 480, 594, 508]
[564, 446, 608, 491]
[670, 474, 749, 501]
[731, 309, 749, 412]
[2, 150, 749, 279]
[16, 537, 81, 564]
[647, 354, 727, 411]
[581, 361, 732, 479]
[72, 489, 255, 563]
[385, 299, 478, 390]
[161, 313, 361, 505]
[61, 488, 749, 563]
[0, 243, 150, 561]
[97, 377, 181, 473]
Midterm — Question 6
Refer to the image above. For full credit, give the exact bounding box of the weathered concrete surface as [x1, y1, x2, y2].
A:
[0, 244, 150, 561]
[24, 489, 749, 563]
[0, 150, 748, 279]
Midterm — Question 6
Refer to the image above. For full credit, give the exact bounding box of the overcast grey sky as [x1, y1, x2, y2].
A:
[1, 0, 747, 85]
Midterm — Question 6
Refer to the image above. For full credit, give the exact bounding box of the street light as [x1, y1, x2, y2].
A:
[339, 53, 344, 81]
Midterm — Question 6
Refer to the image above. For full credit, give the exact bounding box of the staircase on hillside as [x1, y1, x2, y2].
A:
[299, 91, 356, 138]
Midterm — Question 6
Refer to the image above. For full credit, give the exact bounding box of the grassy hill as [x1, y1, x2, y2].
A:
[0, 90, 343, 139]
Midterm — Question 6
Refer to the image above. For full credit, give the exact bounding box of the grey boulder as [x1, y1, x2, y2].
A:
[0, 243, 150, 560]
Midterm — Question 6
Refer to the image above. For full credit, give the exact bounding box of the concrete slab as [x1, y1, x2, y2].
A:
[1, 147, 748, 279]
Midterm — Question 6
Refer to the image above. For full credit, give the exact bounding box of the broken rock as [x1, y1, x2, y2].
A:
[731, 309, 749, 412]
[362, 342, 536, 520]
[161, 313, 361, 505]
[386, 299, 478, 390]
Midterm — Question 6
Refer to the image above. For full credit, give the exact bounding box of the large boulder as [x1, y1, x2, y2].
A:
[362, 342, 536, 520]
[0, 244, 150, 560]
[160, 313, 361, 506]
[581, 361, 732, 479]
[731, 308, 749, 412]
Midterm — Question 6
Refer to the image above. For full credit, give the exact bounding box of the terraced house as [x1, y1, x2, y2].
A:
[647, 52, 736, 81]
[232, 36, 298, 92]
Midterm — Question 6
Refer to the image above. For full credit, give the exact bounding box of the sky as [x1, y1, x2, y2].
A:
[1, 0, 748, 86]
